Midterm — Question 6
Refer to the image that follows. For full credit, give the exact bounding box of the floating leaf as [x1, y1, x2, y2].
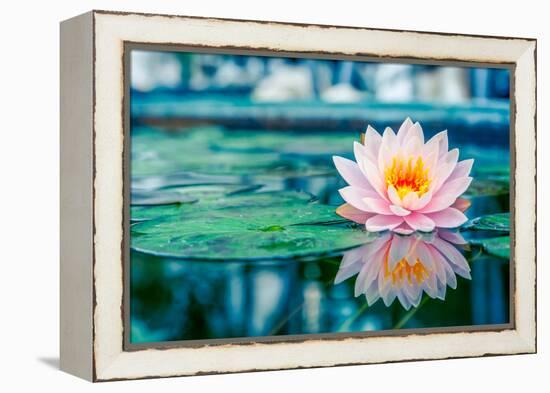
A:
[210, 130, 355, 157]
[131, 190, 197, 206]
[131, 126, 337, 178]
[463, 213, 510, 233]
[464, 178, 509, 198]
[131, 184, 262, 220]
[132, 191, 332, 226]
[132, 126, 278, 176]
[470, 236, 510, 259]
[131, 172, 240, 191]
[132, 204, 184, 222]
[473, 164, 510, 178]
[131, 191, 376, 260]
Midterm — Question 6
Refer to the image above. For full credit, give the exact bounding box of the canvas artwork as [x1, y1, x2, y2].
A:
[128, 49, 511, 345]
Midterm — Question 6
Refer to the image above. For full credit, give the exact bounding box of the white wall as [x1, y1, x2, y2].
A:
[0, 0, 545, 391]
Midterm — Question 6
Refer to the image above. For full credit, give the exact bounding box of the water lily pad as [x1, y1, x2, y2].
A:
[131, 184, 262, 220]
[132, 204, 184, 222]
[131, 172, 240, 191]
[131, 191, 375, 260]
[210, 130, 355, 157]
[131, 126, 339, 178]
[473, 164, 510, 178]
[133, 147, 283, 177]
[131, 190, 197, 206]
[209, 131, 298, 153]
[132, 191, 333, 223]
[464, 178, 509, 198]
[132, 126, 279, 176]
[470, 236, 510, 259]
[463, 213, 510, 233]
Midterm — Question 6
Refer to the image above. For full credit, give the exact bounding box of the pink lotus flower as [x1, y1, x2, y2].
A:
[335, 230, 471, 310]
[333, 118, 473, 234]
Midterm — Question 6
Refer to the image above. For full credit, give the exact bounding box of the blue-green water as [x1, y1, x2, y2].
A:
[129, 115, 510, 344]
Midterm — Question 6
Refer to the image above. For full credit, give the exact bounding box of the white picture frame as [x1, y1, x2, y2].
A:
[60, 10, 536, 382]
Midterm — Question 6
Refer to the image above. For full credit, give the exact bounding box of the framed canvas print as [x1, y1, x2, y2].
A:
[60, 10, 537, 382]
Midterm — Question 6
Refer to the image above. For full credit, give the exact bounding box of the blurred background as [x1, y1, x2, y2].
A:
[130, 50, 510, 137]
[131, 50, 510, 102]
[130, 50, 511, 344]
[130, 50, 511, 158]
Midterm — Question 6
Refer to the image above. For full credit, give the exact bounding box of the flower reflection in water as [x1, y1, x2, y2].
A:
[335, 230, 471, 310]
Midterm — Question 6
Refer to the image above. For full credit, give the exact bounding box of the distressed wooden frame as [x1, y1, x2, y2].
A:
[60, 10, 537, 382]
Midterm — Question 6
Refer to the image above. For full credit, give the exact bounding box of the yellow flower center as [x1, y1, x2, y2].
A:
[384, 156, 430, 199]
[384, 255, 430, 286]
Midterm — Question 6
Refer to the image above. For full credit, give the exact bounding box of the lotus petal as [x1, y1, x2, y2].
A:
[333, 119, 473, 233]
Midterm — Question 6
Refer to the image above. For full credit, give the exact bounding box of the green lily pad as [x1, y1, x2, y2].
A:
[463, 213, 510, 233]
[133, 147, 283, 177]
[132, 204, 184, 222]
[472, 164, 510, 178]
[131, 126, 278, 176]
[130, 191, 375, 260]
[470, 236, 510, 259]
[209, 131, 298, 153]
[210, 130, 355, 157]
[131, 172, 240, 191]
[131, 126, 337, 178]
[130, 184, 262, 220]
[132, 191, 336, 224]
[464, 178, 509, 198]
[131, 190, 197, 206]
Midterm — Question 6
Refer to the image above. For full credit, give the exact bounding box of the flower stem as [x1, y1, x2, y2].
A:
[337, 302, 369, 332]
[393, 296, 429, 329]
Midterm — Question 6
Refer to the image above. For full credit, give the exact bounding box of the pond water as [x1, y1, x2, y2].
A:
[129, 122, 511, 344]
